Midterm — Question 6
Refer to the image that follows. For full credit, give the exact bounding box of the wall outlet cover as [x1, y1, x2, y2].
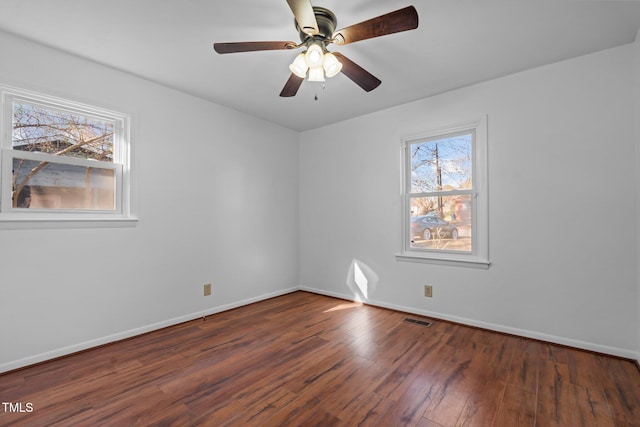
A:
[424, 285, 433, 298]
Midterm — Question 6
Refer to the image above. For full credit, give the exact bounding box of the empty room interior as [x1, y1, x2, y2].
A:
[1, 0, 640, 425]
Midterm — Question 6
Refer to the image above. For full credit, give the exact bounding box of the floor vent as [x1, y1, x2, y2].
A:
[404, 318, 432, 327]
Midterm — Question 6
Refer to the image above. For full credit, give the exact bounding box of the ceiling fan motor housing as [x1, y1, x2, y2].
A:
[297, 7, 337, 43]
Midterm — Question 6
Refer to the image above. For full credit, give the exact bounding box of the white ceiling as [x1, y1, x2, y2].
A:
[0, 0, 639, 132]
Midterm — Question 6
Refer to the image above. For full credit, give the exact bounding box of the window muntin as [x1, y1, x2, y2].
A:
[1, 85, 131, 221]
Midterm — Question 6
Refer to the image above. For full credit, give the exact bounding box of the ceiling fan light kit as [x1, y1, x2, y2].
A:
[287, 42, 343, 81]
[213, 1, 419, 97]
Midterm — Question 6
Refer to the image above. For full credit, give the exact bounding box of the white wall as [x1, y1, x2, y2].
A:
[0, 31, 299, 372]
[299, 44, 639, 359]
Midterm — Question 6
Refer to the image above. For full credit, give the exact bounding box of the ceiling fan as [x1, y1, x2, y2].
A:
[213, 0, 419, 97]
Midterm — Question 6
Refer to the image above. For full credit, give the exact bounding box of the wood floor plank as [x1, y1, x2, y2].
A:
[492, 383, 536, 427]
[1, 291, 639, 427]
[454, 359, 508, 426]
[420, 336, 495, 425]
[313, 358, 386, 417]
[535, 359, 577, 427]
[374, 325, 454, 400]
[374, 373, 441, 426]
[600, 355, 640, 425]
[236, 387, 298, 426]
[336, 391, 395, 426]
[507, 338, 541, 394]
[570, 383, 616, 427]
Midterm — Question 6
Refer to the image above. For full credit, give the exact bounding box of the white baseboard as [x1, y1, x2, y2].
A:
[298, 285, 640, 362]
[2, 285, 638, 373]
[0, 287, 298, 374]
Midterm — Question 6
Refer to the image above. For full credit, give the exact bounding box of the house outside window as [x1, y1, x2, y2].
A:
[0, 85, 133, 226]
[398, 116, 489, 268]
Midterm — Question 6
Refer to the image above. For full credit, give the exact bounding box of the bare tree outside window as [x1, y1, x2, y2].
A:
[11, 100, 117, 210]
[408, 132, 473, 252]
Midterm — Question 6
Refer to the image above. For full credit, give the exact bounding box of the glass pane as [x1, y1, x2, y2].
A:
[12, 158, 115, 210]
[410, 195, 472, 252]
[410, 132, 472, 193]
[12, 100, 114, 162]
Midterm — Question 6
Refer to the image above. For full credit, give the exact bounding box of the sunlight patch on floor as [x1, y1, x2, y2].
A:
[323, 302, 363, 313]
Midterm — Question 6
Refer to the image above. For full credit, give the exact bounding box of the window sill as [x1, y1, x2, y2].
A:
[395, 252, 490, 269]
[0, 216, 139, 230]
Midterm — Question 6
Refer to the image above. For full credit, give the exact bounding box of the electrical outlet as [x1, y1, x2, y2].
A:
[203, 283, 212, 296]
[424, 285, 433, 298]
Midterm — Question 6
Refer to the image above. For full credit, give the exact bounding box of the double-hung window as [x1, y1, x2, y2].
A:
[398, 116, 489, 268]
[0, 85, 133, 225]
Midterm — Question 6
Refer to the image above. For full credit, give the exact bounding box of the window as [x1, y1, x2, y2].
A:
[398, 116, 489, 268]
[0, 85, 133, 225]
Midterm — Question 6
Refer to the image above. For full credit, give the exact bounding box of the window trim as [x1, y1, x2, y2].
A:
[396, 116, 490, 268]
[0, 84, 136, 228]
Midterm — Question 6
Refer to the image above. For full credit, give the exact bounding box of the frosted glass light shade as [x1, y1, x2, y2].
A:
[307, 66, 325, 82]
[305, 44, 324, 68]
[289, 53, 308, 78]
[323, 52, 342, 78]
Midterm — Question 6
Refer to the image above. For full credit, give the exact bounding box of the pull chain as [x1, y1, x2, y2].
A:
[314, 83, 327, 101]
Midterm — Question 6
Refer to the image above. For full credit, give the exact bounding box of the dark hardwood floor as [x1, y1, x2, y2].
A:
[1, 291, 639, 426]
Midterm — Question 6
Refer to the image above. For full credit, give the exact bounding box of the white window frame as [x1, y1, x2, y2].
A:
[396, 116, 490, 268]
[0, 84, 136, 228]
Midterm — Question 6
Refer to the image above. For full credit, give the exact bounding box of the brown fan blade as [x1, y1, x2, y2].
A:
[332, 6, 419, 45]
[280, 73, 304, 97]
[333, 53, 381, 92]
[213, 41, 297, 54]
[286, 0, 319, 36]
